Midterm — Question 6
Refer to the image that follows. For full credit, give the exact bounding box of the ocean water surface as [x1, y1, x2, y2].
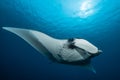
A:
[0, 0, 120, 80]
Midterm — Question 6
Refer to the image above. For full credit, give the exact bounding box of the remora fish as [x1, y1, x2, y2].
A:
[2, 27, 102, 73]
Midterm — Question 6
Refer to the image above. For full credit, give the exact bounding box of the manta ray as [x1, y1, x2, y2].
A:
[2, 27, 102, 73]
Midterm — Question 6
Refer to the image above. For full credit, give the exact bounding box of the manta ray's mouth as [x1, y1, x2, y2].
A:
[67, 38, 102, 57]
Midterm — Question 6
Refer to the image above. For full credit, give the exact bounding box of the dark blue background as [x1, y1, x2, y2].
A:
[0, 0, 120, 80]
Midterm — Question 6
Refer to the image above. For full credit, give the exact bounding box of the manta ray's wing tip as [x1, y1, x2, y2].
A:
[2, 27, 9, 30]
[91, 67, 96, 74]
[2, 27, 16, 32]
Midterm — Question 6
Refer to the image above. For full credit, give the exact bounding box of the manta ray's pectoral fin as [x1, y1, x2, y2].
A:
[86, 64, 96, 73]
[2, 27, 54, 59]
[81, 61, 96, 73]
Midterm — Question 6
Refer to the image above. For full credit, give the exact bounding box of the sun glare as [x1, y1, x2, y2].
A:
[78, 0, 95, 18]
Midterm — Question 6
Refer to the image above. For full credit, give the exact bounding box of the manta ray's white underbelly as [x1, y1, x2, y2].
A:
[49, 40, 90, 62]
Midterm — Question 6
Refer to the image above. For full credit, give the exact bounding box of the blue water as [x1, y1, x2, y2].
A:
[0, 0, 120, 80]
